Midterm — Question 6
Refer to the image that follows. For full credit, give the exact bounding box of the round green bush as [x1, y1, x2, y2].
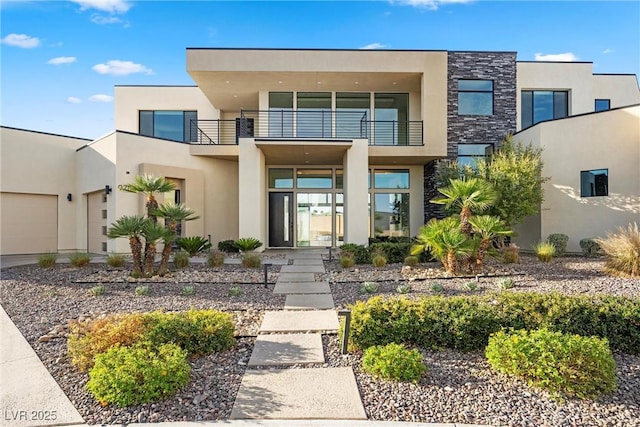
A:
[486, 328, 617, 399]
[173, 251, 190, 269]
[207, 249, 225, 268]
[362, 343, 426, 383]
[241, 253, 261, 269]
[371, 254, 387, 268]
[87, 342, 190, 407]
[404, 255, 419, 267]
[339, 255, 355, 268]
[106, 253, 126, 268]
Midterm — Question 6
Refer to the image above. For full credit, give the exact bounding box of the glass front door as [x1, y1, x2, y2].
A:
[296, 193, 333, 247]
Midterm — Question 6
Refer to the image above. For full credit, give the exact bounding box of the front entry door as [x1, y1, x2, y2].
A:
[269, 192, 294, 247]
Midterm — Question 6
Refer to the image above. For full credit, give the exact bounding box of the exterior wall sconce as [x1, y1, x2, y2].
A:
[105, 185, 112, 195]
[67, 193, 73, 202]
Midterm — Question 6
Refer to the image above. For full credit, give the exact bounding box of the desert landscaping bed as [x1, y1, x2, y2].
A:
[1, 255, 639, 426]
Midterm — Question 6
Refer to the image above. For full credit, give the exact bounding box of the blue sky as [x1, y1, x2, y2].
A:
[1, 0, 639, 139]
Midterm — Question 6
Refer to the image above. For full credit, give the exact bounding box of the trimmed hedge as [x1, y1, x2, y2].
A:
[362, 343, 426, 383]
[486, 328, 617, 399]
[347, 293, 640, 354]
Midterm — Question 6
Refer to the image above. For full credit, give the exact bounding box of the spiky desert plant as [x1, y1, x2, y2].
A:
[431, 177, 498, 235]
[118, 174, 176, 223]
[153, 202, 199, 276]
[534, 241, 556, 262]
[412, 217, 473, 275]
[596, 222, 640, 277]
[469, 215, 513, 269]
[141, 221, 173, 276]
[107, 215, 148, 277]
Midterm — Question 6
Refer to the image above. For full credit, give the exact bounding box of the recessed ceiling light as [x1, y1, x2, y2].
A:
[225, 80, 230, 84]
[317, 81, 321, 84]
[354, 81, 359, 85]
[278, 81, 283, 84]
[233, 95, 238, 98]
[392, 82, 397, 85]
[305, 160, 310, 164]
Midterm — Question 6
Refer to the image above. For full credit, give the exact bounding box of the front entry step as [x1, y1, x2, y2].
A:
[230, 367, 367, 420]
[248, 333, 324, 366]
[284, 294, 335, 310]
[259, 310, 339, 333]
[273, 281, 331, 295]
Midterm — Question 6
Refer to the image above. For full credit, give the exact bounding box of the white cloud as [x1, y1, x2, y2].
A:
[67, 97, 82, 104]
[48, 56, 77, 65]
[534, 52, 579, 62]
[71, 0, 131, 14]
[89, 94, 114, 103]
[91, 14, 123, 24]
[602, 48, 614, 54]
[360, 43, 389, 50]
[1, 33, 40, 48]
[393, 0, 473, 10]
[92, 60, 153, 76]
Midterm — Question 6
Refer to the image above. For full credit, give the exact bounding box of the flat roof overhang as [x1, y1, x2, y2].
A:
[255, 139, 352, 165]
[186, 49, 443, 111]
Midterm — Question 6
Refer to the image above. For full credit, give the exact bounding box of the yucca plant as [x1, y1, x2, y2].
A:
[596, 222, 640, 277]
[235, 237, 263, 252]
[534, 241, 556, 262]
[412, 217, 473, 275]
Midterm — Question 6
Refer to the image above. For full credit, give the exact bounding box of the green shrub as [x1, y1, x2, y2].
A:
[143, 310, 235, 356]
[361, 281, 378, 294]
[87, 342, 190, 407]
[106, 253, 126, 268]
[501, 244, 519, 264]
[486, 328, 617, 399]
[135, 285, 150, 296]
[465, 281, 479, 291]
[534, 241, 555, 262]
[235, 237, 262, 252]
[362, 343, 426, 383]
[89, 284, 106, 296]
[339, 255, 355, 268]
[404, 256, 418, 267]
[241, 253, 261, 269]
[218, 239, 239, 253]
[207, 249, 225, 268]
[173, 251, 190, 269]
[347, 293, 640, 354]
[498, 277, 514, 290]
[181, 286, 195, 296]
[38, 252, 58, 268]
[340, 243, 371, 264]
[430, 282, 444, 293]
[580, 238, 601, 257]
[70, 252, 91, 267]
[596, 222, 640, 277]
[396, 284, 411, 294]
[228, 286, 243, 297]
[371, 254, 387, 268]
[176, 236, 212, 256]
[547, 233, 569, 257]
[370, 242, 413, 264]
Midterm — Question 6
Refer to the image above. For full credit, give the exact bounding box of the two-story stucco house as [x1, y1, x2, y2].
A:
[1, 48, 638, 255]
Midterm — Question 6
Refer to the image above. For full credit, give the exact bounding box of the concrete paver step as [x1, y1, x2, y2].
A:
[280, 265, 325, 274]
[276, 272, 316, 283]
[230, 367, 366, 420]
[292, 259, 325, 266]
[259, 311, 339, 333]
[248, 333, 324, 366]
[284, 294, 335, 310]
[273, 281, 331, 295]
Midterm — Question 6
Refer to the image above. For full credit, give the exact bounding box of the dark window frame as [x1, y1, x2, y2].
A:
[457, 143, 494, 170]
[595, 99, 611, 112]
[580, 168, 609, 197]
[521, 90, 569, 129]
[139, 110, 198, 143]
[457, 79, 494, 116]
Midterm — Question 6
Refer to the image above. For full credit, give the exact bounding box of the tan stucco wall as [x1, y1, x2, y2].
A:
[114, 86, 220, 133]
[593, 74, 640, 108]
[515, 106, 640, 252]
[1, 127, 88, 253]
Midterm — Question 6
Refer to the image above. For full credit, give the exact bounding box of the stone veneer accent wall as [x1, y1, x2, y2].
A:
[424, 51, 517, 223]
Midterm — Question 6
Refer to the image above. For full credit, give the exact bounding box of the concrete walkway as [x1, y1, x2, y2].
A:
[231, 249, 367, 420]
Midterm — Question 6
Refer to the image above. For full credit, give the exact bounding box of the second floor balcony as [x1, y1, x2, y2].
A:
[190, 110, 423, 146]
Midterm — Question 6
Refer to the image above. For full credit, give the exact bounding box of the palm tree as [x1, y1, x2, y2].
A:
[469, 215, 513, 269]
[107, 215, 148, 277]
[431, 177, 498, 236]
[153, 202, 199, 276]
[118, 174, 176, 223]
[140, 221, 173, 277]
[412, 217, 473, 275]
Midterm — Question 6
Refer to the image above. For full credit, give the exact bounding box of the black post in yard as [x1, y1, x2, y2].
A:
[327, 246, 332, 261]
[338, 309, 351, 355]
[263, 263, 271, 288]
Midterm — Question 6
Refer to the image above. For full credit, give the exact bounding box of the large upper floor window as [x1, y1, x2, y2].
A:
[458, 143, 493, 169]
[139, 110, 197, 143]
[580, 169, 608, 197]
[458, 80, 493, 115]
[521, 90, 568, 129]
[595, 99, 610, 112]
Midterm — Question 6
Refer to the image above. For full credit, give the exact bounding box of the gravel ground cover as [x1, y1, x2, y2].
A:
[1, 255, 639, 426]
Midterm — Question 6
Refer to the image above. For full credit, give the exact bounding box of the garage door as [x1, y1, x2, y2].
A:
[0, 193, 58, 255]
[87, 191, 107, 254]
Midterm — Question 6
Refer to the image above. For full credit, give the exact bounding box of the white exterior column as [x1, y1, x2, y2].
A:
[343, 139, 369, 245]
[238, 138, 266, 250]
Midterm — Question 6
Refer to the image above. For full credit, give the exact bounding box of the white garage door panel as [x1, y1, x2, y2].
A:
[0, 193, 58, 255]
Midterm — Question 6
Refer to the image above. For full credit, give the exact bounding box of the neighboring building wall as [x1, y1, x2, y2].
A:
[0, 127, 88, 254]
[515, 105, 640, 253]
[593, 74, 640, 108]
[114, 86, 220, 133]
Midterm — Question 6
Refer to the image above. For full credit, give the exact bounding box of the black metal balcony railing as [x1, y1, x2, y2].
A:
[189, 110, 423, 146]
